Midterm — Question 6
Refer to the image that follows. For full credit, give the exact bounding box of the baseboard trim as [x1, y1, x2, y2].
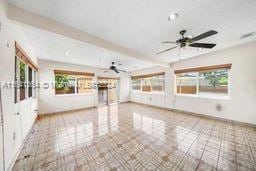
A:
[129, 101, 256, 128]
[38, 106, 97, 116]
[38, 101, 255, 127]
[39, 101, 130, 116]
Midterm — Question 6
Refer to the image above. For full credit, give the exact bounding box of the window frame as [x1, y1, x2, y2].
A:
[14, 42, 39, 103]
[33, 70, 38, 98]
[15, 56, 38, 103]
[19, 58, 27, 102]
[28, 66, 33, 98]
[150, 75, 165, 93]
[131, 73, 165, 94]
[54, 73, 95, 96]
[176, 72, 198, 96]
[131, 78, 141, 92]
[175, 68, 231, 100]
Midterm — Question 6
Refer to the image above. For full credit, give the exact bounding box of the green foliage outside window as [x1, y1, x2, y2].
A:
[200, 70, 228, 87]
[55, 74, 70, 89]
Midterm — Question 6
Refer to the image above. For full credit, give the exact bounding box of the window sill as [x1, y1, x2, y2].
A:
[132, 91, 165, 95]
[141, 92, 165, 95]
[54, 93, 95, 97]
[175, 93, 230, 100]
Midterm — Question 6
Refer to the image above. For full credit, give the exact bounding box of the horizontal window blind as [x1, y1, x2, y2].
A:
[15, 42, 38, 71]
[131, 72, 165, 79]
[174, 64, 232, 74]
[54, 70, 95, 76]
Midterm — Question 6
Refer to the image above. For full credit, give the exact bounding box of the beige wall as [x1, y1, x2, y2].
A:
[0, 0, 38, 170]
[130, 41, 256, 124]
[38, 60, 130, 114]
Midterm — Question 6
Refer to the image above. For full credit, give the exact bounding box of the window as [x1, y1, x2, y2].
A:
[15, 42, 39, 103]
[141, 78, 151, 92]
[19, 60, 26, 101]
[14, 57, 18, 103]
[199, 69, 228, 95]
[54, 70, 94, 95]
[131, 72, 165, 93]
[151, 75, 165, 92]
[28, 66, 33, 97]
[132, 79, 141, 91]
[77, 77, 94, 94]
[176, 72, 197, 95]
[55, 75, 76, 94]
[33, 70, 38, 97]
[175, 64, 231, 98]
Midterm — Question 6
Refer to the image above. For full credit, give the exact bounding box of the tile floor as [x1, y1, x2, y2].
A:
[12, 103, 256, 171]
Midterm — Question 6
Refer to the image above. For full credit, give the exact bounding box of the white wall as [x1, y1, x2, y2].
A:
[0, 0, 38, 170]
[130, 42, 256, 125]
[38, 60, 130, 114]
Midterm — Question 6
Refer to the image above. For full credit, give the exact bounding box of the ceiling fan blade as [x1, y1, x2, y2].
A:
[161, 41, 177, 44]
[156, 46, 178, 55]
[113, 68, 119, 73]
[189, 43, 216, 48]
[103, 70, 108, 73]
[117, 69, 126, 73]
[191, 30, 218, 42]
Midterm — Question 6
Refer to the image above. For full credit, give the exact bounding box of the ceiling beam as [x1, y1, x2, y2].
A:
[8, 4, 170, 67]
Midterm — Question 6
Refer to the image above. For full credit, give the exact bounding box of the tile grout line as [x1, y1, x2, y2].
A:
[216, 120, 226, 170]
[195, 119, 218, 171]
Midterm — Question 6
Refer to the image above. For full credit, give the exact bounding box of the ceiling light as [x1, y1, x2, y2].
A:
[65, 51, 70, 55]
[168, 13, 179, 21]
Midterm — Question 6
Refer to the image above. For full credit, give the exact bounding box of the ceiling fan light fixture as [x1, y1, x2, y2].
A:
[65, 51, 70, 56]
[168, 13, 179, 21]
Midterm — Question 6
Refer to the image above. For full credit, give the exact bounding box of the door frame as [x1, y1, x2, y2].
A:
[97, 83, 109, 105]
[108, 78, 120, 105]
[97, 77, 120, 106]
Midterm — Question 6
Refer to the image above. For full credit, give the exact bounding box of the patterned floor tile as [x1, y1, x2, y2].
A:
[11, 103, 256, 171]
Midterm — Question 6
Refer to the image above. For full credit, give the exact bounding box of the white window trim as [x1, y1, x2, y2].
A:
[131, 76, 165, 94]
[54, 75, 95, 96]
[175, 70, 230, 100]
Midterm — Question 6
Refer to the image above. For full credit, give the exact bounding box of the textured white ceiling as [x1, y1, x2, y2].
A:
[22, 26, 154, 71]
[9, 0, 256, 63]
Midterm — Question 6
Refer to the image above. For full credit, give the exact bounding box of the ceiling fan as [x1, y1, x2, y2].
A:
[101, 62, 126, 73]
[156, 30, 218, 55]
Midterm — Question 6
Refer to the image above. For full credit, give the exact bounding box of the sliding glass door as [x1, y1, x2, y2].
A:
[108, 79, 119, 104]
[97, 78, 119, 105]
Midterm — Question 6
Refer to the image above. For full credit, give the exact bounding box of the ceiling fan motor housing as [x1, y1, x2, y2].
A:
[110, 65, 116, 70]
